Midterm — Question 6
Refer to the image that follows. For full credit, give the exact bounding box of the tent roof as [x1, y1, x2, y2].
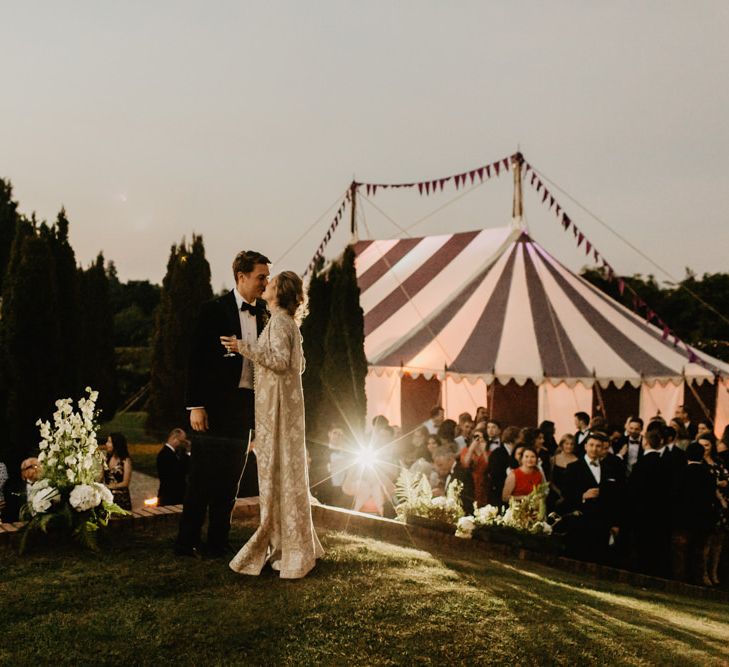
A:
[353, 226, 729, 388]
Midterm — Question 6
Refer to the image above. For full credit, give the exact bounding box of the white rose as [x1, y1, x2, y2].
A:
[94, 483, 114, 505]
[69, 484, 102, 512]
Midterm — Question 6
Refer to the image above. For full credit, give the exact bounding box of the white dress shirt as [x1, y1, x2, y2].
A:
[584, 454, 601, 484]
[233, 288, 258, 390]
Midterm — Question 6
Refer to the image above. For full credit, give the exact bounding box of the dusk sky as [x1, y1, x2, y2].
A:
[1, 1, 728, 290]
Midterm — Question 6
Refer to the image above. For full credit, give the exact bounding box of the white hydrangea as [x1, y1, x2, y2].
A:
[69, 484, 102, 512]
[94, 483, 114, 505]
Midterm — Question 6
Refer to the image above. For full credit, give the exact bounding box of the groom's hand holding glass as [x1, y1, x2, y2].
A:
[221, 336, 243, 355]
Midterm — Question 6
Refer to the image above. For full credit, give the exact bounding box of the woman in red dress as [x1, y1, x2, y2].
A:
[460, 427, 489, 507]
[501, 447, 544, 504]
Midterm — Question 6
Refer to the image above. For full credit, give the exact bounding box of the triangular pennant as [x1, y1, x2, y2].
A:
[469, 170, 477, 184]
[366, 184, 371, 196]
[577, 231, 584, 247]
[494, 161, 501, 176]
[555, 204, 561, 216]
[593, 249, 599, 262]
[536, 180, 543, 193]
[524, 163, 531, 174]
[562, 214, 571, 229]
[372, 185, 378, 196]
[585, 240, 592, 255]
[486, 164, 491, 178]
[439, 178, 448, 190]
[477, 167, 484, 181]
[425, 181, 431, 195]
[530, 173, 536, 186]
[454, 174, 460, 189]
[503, 158, 509, 171]
[549, 195, 555, 210]
[418, 183, 424, 195]
[542, 189, 548, 203]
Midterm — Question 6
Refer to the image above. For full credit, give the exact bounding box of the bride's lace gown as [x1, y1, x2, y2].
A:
[230, 310, 324, 579]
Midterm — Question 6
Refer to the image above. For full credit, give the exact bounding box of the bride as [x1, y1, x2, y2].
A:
[221, 271, 323, 579]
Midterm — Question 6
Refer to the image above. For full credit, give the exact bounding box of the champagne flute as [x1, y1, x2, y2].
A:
[223, 334, 237, 358]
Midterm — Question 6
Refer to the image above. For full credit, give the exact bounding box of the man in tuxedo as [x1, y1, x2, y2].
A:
[484, 425, 519, 507]
[563, 433, 622, 563]
[623, 428, 672, 576]
[573, 411, 592, 457]
[176, 250, 270, 558]
[157, 428, 190, 506]
[485, 419, 502, 452]
[613, 416, 644, 475]
[674, 405, 698, 440]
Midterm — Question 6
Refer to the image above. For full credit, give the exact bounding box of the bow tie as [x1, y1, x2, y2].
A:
[629, 439, 640, 445]
[589, 460, 600, 467]
[240, 302, 257, 316]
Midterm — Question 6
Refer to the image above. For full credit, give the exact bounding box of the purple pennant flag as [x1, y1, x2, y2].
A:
[562, 213, 571, 229]
[503, 157, 509, 171]
[366, 184, 372, 196]
[525, 164, 531, 174]
[425, 181, 431, 195]
[469, 170, 477, 184]
[477, 167, 484, 181]
[418, 183, 424, 195]
[454, 174, 460, 189]
[542, 189, 549, 204]
[325, 230, 331, 242]
[555, 204, 561, 216]
[485, 164, 491, 178]
[673, 335, 679, 347]
[440, 178, 448, 190]
[494, 161, 501, 177]
[530, 173, 536, 186]
[372, 185, 378, 195]
[577, 232, 584, 247]
[549, 195, 555, 210]
[585, 240, 592, 255]
[573, 225, 578, 238]
[687, 348, 698, 364]
[646, 310, 655, 323]
[536, 180, 543, 193]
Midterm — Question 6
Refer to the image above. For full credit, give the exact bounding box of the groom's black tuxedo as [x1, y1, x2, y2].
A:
[177, 290, 268, 554]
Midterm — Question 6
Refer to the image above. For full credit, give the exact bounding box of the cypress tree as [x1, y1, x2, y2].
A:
[78, 253, 119, 420]
[301, 256, 333, 444]
[0, 179, 19, 294]
[320, 246, 368, 438]
[147, 234, 212, 432]
[43, 208, 81, 398]
[0, 224, 63, 472]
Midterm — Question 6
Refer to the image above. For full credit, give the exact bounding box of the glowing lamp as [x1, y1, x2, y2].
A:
[144, 497, 158, 507]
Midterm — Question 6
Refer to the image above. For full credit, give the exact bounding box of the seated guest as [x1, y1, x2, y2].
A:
[460, 427, 489, 508]
[454, 412, 474, 451]
[672, 442, 718, 585]
[484, 426, 519, 507]
[699, 432, 729, 586]
[1, 458, 41, 522]
[431, 446, 474, 510]
[104, 433, 133, 511]
[562, 433, 622, 563]
[502, 447, 545, 504]
[550, 434, 578, 510]
[423, 405, 445, 435]
[623, 428, 671, 577]
[538, 420, 558, 456]
[486, 419, 502, 452]
[437, 419, 459, 454]
[574, 411, 592, 456]
[157, 428, 190, 506]
[614, 416, 644, 474]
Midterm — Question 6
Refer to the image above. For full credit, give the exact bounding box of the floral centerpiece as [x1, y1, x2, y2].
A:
[455, 482, 566, 553]
[20, 387, 128, 551]
[394, 468, 464, 528]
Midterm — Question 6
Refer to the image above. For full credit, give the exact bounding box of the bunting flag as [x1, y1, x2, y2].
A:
[302, 190, 351, 278]
[355, 153, 514, 196]
[522, 159, 724, 376]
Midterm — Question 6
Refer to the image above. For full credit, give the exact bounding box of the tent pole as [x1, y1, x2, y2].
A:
[350, 181, 359, 243]
[511, 151, 524, 228]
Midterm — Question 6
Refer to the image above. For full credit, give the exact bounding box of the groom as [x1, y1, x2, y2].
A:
[176, 250, 270, 557]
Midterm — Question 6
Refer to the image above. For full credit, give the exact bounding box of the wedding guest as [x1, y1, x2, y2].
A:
[718, 426, 729, 469]
[2, 458, 40, 522]
[454, 413, 474, 451]
[502, 447, 545, 504]
[486, 419, 502, 452]
[672, 442, 717, 584]
[104, 433, 132, 511]
[484, 426, 519, 507]
[675, 405, 698, 440]
[157, 428, 190, 506]
[623, 428, 672, 577]
[562, 433, 622, 564]
[409, 426, 431, 460]
[431, 446, 474, 510]
[474, 406, 488, 425]
[670, 418, 691, 450]
[696, 421, 713, 439]
[614, 416, 644, 474]
[426, 434, 442, 461]
[437, 419, 459, 454]
[574, 411, 592, 456]
[538, 420, 558, 456]
[0, 460, 7, 515]
[423, 405, 445, 435]
[699, 432, 729, 586]
[549, 434, 578, 510]
[521, 427, 550, 480]
[460, 428, 489, 507]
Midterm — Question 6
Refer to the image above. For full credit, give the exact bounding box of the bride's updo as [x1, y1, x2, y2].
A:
[274, 271, 305, 318]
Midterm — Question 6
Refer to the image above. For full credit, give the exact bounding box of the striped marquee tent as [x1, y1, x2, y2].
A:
[354, 224, 729, 436]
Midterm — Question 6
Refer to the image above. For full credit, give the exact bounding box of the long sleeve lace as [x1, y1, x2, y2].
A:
[237, 313, 292, 373]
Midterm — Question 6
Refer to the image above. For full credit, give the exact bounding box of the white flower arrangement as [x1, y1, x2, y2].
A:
[20, 388, 128, 551]
[394, 469, 465, 526]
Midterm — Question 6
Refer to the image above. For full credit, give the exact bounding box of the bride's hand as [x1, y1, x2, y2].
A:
[220, 335, 242, 355]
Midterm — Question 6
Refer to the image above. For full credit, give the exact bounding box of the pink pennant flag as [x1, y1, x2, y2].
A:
[585, 240, 592, 255]
[325, 230, 331, 242]
[494, 161, 501, 176]
[577, 232, 584, 247]
[477, 167, 484, 181]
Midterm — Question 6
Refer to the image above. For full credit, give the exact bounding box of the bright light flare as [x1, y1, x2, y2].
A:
[144, 497, 158, 507]
[354, 446, 379, 469]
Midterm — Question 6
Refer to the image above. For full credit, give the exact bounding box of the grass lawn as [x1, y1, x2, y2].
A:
[1, 524, 727, 666]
